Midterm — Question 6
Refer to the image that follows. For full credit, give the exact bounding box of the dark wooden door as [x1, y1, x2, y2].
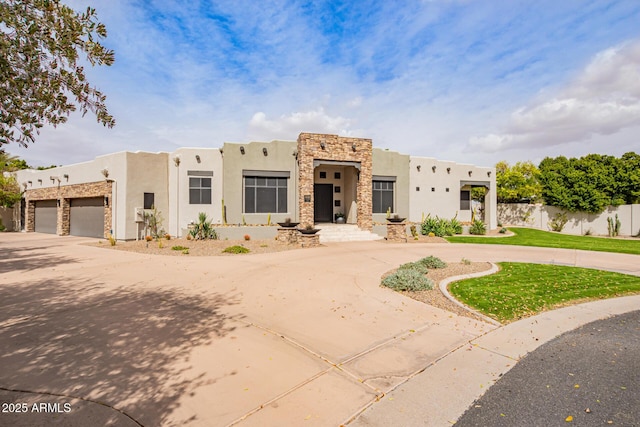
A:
[314, 184, 333, 222]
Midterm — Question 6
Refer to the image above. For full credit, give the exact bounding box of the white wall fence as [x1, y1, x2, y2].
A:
[498, 203, 640, 237]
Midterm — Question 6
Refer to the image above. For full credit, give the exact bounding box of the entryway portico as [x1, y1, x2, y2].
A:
[297, 133, 373, 230]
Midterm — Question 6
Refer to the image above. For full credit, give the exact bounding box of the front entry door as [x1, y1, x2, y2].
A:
[314, 184, 333, 223]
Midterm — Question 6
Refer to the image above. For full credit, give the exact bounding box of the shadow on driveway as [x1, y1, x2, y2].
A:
[0, 277, 240, 426]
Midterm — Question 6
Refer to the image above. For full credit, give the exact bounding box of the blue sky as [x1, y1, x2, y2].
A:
[10, 0, 640, 168]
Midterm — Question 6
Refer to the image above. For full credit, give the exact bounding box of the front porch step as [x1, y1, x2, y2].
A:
[316, 224, 384, 243]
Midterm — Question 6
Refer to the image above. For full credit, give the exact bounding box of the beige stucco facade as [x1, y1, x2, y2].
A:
[12, 133, 496, 238]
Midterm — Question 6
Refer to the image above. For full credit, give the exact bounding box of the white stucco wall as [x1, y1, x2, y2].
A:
[168, 148, 223, 237]
[409, 157, 496, 229]
[498, 203, 640, 236]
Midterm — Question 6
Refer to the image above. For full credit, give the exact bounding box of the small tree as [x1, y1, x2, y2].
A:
[0, 0, 115, 147]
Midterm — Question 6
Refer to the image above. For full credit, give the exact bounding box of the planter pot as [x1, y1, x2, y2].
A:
[386, 217, 406, 223]
[335, 217, 345, 224]
[298, 228, 320, 235]
[277, 222, 299, 228]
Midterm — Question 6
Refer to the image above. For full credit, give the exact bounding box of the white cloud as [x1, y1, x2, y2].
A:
[469, 40, 640, 153]
[247, 108, 355, 141]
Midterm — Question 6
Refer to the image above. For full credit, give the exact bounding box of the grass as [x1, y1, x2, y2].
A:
[450, 262, 640, 323]
[445, 227, 640, 255]
[222, 245, 250, 254]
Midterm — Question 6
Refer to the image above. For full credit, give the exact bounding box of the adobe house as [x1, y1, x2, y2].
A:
[13, 132, 496, 240]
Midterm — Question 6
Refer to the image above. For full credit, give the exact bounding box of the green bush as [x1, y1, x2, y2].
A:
[499, 227, 507, 234]
[421, 214, 463, 236]
[190, 212, 218, 240]
[398, 261, 430, 275]
[469, 220, 486, 235]
[548, 212, 569, 232]
[171, 245, 189, 251]
[382, 269, 434, 291]
[222, 245, 250, 254]
[418, 255, 447, 269]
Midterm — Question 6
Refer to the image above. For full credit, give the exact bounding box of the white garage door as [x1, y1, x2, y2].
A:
[35, 200, 57, 234]
[70, 197, 105, 238]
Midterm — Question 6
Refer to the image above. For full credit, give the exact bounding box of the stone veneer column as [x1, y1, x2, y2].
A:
[297, 133, 373, 230]
[57, 198, 70, 236]
[25, 200, 35, 232]
[386, 222, 407, 242]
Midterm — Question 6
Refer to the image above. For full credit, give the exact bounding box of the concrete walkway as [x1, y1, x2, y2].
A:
[0, 233, 638, 426]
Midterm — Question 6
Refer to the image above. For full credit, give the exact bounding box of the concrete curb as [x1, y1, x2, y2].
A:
[438, 263, 502, 326]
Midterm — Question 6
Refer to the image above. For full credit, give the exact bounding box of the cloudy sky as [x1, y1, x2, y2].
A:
[8, 0, 640, 168]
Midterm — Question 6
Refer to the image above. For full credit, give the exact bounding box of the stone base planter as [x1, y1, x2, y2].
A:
[386, 222, 407, 242]
[298, 233, 320, 248]
[277, 228, 299, 244]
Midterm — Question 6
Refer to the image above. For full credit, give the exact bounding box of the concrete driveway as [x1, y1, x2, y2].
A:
[1, 233, 639, 426]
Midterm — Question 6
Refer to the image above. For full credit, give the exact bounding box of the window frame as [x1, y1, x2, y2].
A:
[243, 176, 288, 213]
[189, 177, 212, 205]
[372, 180, 395, 214]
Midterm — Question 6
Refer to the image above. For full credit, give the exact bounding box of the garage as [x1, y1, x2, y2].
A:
[34, 200, 57, 234]
[70, 197, 105, 238]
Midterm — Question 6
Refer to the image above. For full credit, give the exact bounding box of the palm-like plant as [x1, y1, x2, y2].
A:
[190, 212, 218, 240]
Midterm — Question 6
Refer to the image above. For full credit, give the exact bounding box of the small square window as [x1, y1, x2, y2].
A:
[334, 172, 341, 179]
[431, 187, 435, 192]
[335, 186, 341, 193]
[319, 171, 327, 179]
[143, 192, 154, 209]
[446, 188, 450, 192]
[334, 200, 341, 207]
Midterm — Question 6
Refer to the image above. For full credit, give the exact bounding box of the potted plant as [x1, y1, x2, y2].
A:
[387, 214, 406, 223]
[277, 217, 299, 228]
[298, 224, 320, 234]
[335, 212, 346, 224]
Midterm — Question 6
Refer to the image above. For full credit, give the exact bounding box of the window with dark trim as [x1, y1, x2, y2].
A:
[244, 177, 287, 213]
[189, 177, 212, 204]
[143, 192, 154, 209]
[372, 180, 394, 213]
[460, 190, 471, 210]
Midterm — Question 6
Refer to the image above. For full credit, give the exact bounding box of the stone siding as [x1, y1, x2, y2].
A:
[297, 133, 373, 230]
[298, 233, 320, 248]
[277, 227, 299, 244]
[386, 222, 407, 242]
[24, 181, 113, 238]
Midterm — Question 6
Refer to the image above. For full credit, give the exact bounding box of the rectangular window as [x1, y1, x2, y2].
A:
[460, 190, 471, 210]
[244, 176, 288, 213]
[189, 177, 212, 204]
[143, 193, 154, 209]
[373, 180, 394, 213]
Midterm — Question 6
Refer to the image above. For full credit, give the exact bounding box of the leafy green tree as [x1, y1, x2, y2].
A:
[619, 152, 640, 204]
[0, 0, 114, 147]
[0, 151, 25, 207]
[495, 160, 542, 203]
[539, 154, 632, 214]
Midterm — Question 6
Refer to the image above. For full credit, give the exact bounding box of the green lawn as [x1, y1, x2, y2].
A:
[450, 262, 640, 323]
[445, 227, 640, 255]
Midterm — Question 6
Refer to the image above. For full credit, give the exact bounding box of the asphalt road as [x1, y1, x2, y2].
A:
[455, 310, 640, 427]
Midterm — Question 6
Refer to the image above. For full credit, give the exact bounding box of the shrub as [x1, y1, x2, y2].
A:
[418, 255, 447, 269]
[145, 235, 153, 242]
[190, 213, 218, 240]
[398, 261, 430, 275]
[182, 249, 189, 255]
[421, 214, 462, 236]
[428, 232, 435, 237]
[409, 224, 418, 237]
[244, 234, 251, 241]
[158, 241, 164, 249]
[107, 233, 116, 246]
[461, 258, 471, 265]
[548, 212, 568, 232]
[0, 218, 5, 232]
[172, 245, 188, 251]
[165, 234, 171, 240]
[469, 220, 487, 235]
[382, 269, 434, 291]
[499, 227, 507, 234]
[222, 245, 250, 254]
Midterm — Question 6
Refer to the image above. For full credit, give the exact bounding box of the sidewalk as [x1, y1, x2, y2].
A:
[349, 294, 640, 426]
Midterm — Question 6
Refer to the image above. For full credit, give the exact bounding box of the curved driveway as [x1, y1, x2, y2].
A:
[0, 233, 638, 426]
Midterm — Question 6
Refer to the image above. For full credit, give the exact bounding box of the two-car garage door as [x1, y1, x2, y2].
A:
[70, 198, 105, 238]
[34, 198, 105, 238]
